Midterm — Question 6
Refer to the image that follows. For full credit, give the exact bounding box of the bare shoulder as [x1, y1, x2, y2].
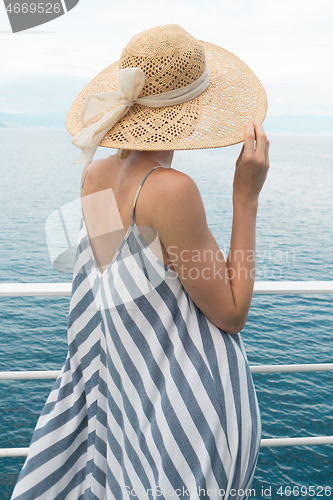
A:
[80, 156, 115, 195]
[150, 167, 204, 207]
[148, 167, 208, 230]
[154, 166, 200, 192]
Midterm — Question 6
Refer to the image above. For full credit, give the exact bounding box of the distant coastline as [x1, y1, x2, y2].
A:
[0, 111, 66, 130]
[0, 111, 332, 135]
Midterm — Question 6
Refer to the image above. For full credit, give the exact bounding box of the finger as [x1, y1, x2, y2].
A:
[236, 144, 245, 165]
[253, 120, 267, 152]
[244, 122, 255, 154]
[265, 139, 270, 165]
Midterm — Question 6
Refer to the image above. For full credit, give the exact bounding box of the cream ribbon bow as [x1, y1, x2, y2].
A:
[71, 65, 210, 164]
[71, 68, 145, 164]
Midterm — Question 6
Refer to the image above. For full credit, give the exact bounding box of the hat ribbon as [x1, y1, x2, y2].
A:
[71, 65, 210, 164]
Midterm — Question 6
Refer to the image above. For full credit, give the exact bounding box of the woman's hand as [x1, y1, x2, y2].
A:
[233, 120, 270, 206]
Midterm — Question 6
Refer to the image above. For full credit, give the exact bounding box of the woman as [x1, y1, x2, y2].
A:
[12, 24, 269, 499]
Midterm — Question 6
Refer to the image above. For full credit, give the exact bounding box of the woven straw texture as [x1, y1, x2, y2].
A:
[65, 24, 268, 151]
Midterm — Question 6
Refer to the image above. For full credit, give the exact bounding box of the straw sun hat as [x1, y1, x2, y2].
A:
[65, 24, 267, 164]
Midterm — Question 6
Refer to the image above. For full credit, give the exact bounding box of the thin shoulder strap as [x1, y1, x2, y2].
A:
[80, 164, 92, 193]
[131, 166, 164, 226]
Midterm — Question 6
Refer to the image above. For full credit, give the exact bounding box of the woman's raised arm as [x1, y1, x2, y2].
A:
[150, 120, 270, 334]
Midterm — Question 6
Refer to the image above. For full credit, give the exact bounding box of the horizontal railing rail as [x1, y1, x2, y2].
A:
[1, 280, 333, 296]
[1, 436, 333, 457]
[1, 363, 333, 380]
[1, 281, 332, 456]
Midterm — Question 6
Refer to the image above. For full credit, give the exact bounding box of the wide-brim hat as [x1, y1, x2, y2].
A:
[65, 24, 267, 157]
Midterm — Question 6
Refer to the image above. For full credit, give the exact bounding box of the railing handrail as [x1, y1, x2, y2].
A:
[0, 280, 333, 297]
[1, 435, 333, 457]
[0, 363, 333, 380]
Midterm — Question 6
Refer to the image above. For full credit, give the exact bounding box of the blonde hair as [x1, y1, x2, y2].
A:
[116, 149, 132, 160]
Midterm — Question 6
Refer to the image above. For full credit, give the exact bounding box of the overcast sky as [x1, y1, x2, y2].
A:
[0, 0, 332, 116]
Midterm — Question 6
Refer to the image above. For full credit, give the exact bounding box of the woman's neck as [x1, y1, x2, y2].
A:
[129, 150, 174, 168]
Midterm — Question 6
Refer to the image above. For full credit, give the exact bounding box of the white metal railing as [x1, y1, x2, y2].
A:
[1, 280, 333, 297]
[0, 282, 72, 297]
[1, 435, 333, 457]
[1, 363, 333, 381]
[0, 371, 61, 380]
[1, 281, 332, 457]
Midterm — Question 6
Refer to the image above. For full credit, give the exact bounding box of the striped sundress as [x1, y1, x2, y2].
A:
[11, 166, 262, 500]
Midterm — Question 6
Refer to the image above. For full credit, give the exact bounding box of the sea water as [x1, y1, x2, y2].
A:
[0, 129, 332, 499]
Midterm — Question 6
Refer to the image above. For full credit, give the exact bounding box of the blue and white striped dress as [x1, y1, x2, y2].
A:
[11, 166, 261, 500]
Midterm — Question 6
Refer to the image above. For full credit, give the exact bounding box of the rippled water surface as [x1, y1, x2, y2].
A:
[0, 129, 332, 499]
